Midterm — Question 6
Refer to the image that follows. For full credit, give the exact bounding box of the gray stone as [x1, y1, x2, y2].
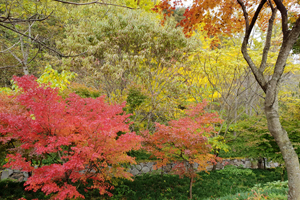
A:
[1, 169, 13, 180]
[146, 162, 154, 168]
[131, 168, 140, 176]
[135, 165, 142, 171]
[245, 161, 251, 168]
[141, 167, 150, 173]
[10, 172, 23, 181]
[215, 162, 223, 170]
[139, 162, 145, 167]
[23, 172, 28, 178]
[206, 165, 214, 171]
[251, 161, 258, 169]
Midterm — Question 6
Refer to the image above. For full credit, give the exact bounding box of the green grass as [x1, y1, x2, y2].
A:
[0, 167, 288, 200]
[106, 167, 287, 199]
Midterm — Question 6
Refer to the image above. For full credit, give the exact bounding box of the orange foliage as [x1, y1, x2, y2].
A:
[142, 101, 223, 177]
[153, 0, 298, 38]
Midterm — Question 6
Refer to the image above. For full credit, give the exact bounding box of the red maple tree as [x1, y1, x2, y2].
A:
[142, 101, 222, 199]
[0, 75, 142, 199]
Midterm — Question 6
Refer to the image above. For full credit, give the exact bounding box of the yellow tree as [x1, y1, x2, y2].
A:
[155, 0, 300, 198]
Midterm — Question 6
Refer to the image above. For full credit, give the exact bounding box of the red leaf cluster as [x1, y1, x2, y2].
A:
[0, 75, 142, 199]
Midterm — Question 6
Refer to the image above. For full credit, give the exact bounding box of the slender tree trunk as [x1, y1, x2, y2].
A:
[265, 97, 300, 199]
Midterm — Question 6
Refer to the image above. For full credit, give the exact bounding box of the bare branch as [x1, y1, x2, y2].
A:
[273, 0, 289, 38]
[236, 0, 268, 92]
[0, 23, 87, 58]
[247, 0, 267, 39]
[0, 41, 20, 53]
[259, 4, 277, 73]
[52, 0, 134, 9]
[0, 11, 54, 24]
[0, 65, 19, 69]
[236, 0, 250, 34]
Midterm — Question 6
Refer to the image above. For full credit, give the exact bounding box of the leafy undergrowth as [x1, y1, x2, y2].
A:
[0, 167, 287, 200]
[206, 180, 288, 200]
[107, 167, 287, 200]
[0, 179, 50, 200]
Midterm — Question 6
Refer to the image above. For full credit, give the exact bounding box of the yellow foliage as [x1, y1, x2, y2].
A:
[37, 65, 77, 91]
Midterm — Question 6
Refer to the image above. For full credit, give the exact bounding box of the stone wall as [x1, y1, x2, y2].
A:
[128, 158, 280, 176]
[1, 169, 29, 182]
[0, 158, 280, 181]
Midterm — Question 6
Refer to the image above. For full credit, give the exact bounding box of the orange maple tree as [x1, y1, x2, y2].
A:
[0, 75, 142, 199]
[142, 101, 222, 199]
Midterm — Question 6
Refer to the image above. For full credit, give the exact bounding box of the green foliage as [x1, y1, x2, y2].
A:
[0, 179, 50, 200]
[223, 115, 283, 163]
[0, 87, 12, 94]
[106, 168, 287, 199]
[127, 150, 156, 162]
[217, 165, 255, 176]
[68, 82, 102, 99]
[252, 180, 288, 191]
[60, 8, 198, 131]
[126, 88, 148, 114]
[0, 168, 288, 199]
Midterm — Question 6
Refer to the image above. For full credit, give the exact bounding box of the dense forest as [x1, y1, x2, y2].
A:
[1, 0, 300, 199]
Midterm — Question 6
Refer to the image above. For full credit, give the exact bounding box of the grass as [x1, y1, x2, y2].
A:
[0, 167, 288, 200]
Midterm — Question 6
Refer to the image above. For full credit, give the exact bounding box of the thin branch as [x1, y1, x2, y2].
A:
[236, 0, 267, 92]
[0, 41, 20, 53]
[0, 11, 54, 24]
[52, 0, 134, 9]
[0, 23, 87, 58]
[236, 0, 250, 34]
[273, 0, 289, 38]
[259, 4, 277, 73]
[0, 65, 19, 69]
[247, 0, 267, 39]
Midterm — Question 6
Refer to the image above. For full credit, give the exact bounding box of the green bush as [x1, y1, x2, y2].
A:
[217, 165, 255, 176]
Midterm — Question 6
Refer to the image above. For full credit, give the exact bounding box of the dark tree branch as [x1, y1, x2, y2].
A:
[52, 0, 134, 9]
[236, 0, 267, 92]
[247, 0, 267, 39]
[0, 23, 87, 58]
[236, 0, 249, 32]
[273, 0, 289, 39]
[259, 3, 277, 73]
[0, 11, 54, 24]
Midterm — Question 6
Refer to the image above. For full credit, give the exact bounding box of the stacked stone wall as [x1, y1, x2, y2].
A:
[0, 158, 281, 181]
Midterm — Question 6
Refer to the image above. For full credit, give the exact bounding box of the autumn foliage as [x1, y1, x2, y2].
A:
[142, 101, 222, 199]
[153, 0, 298, 38]
[0, 75, 142, 199]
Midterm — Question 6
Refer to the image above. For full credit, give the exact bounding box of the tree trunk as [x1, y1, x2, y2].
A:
[265, 98, 300, 200]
